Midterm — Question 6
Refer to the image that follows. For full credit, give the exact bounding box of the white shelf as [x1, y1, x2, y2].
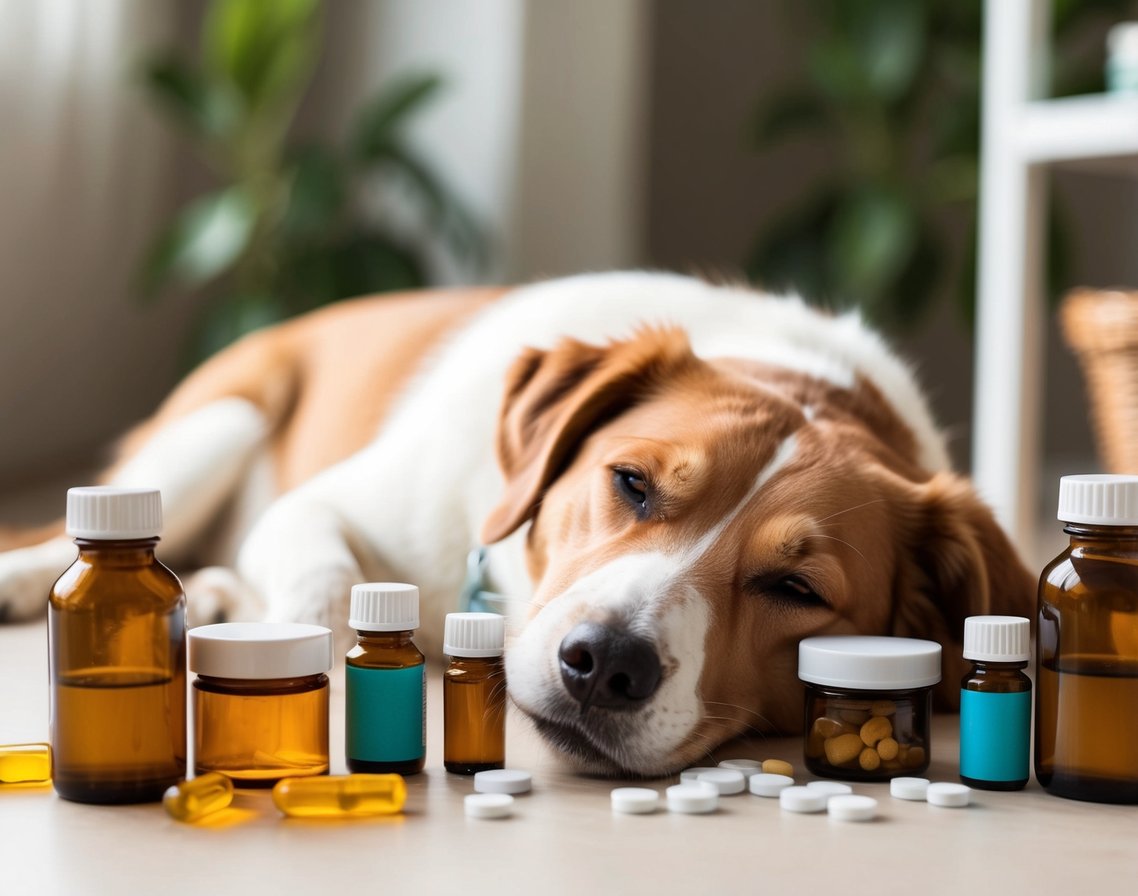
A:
[1020, 93, 1138, 164]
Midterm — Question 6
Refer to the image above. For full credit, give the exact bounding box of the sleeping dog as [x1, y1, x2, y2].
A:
[0, 272, 1035, 775]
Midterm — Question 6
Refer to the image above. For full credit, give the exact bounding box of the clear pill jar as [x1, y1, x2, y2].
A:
[799, 636, 941, 781]
[189, 622, 334, 786]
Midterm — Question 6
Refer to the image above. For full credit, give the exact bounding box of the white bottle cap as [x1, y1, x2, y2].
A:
[473, 769, 532, 794]
[696, 769, 746, 795]
[962, 616, 1030, 662]
[889, 776, 930, 801]
[66, 486, 162, 539]
[926, 782, 971, 807]
[778, 786, 828, 813]
[444, 612, 505, 657]
[748, 773, 794, 797]
[1057, 474, 1138, 525]
[464, 792, 514, 819]
[665, 783, 718, 814]
[798, 636, 942, 689]
[611, 787, 659, 814]
[349, 582, 419, 631]
[189, 622, 333, 679]
[828, 794, 878, 822]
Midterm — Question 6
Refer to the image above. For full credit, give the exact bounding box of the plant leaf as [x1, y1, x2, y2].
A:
[281, 144, 346, 241]
[140, 56, 238, 139]
[351, 73, 444, 161]
[204, 0, 319, 110]
[140, 187, 256, 298]
[185, 292, 285, 368]
[327, 233, 427, 299]
[827, 184, 917, 303]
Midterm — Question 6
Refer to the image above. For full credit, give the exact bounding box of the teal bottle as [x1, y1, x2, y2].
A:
[959, 616, 1031, 791]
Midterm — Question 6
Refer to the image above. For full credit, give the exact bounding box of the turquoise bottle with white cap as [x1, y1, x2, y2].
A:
[959, 616, 1031, 791]
[345, 583, 426, 775]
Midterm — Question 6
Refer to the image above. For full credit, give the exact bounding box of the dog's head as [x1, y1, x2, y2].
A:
[481, 327, 1034, 776]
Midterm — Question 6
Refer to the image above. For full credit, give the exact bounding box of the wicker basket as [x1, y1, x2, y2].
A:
[1060, 288, 1138, 474]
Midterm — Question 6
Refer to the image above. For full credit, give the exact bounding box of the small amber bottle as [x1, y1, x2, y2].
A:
[189, 622, 333, 786]
[345, 582, 426, 775]
[959, 616, 1031, 791]
[1037, 475, 1138, 803]
[49, 487, 186, 804]
[443, 612, 506, 775]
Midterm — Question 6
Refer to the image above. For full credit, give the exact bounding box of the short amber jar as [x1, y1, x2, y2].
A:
[799, 636, 941, 782]
[189, 623, 333, 786]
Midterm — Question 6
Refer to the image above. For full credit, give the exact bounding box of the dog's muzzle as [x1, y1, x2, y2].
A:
[557, 622, 662, 710]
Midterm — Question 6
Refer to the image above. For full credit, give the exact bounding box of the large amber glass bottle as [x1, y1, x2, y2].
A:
[49, 487, 186, 803]
[1036, 475, 1138, 803]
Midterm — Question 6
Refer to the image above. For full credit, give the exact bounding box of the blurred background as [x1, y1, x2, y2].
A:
[3, 0, 1138, 562]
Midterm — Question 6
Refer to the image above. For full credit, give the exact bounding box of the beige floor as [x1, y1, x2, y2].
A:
[1, 618, 1135, 896]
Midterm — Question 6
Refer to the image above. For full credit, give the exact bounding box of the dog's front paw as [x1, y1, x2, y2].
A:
[184, 566, 265, 627]
[0, 541, 72, 622]
[263, 564, 359, 642]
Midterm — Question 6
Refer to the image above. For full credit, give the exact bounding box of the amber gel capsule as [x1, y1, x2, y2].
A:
[163, 773, 234, 822]
[0, 743, 52, 784]
[272, 774, 407, 818]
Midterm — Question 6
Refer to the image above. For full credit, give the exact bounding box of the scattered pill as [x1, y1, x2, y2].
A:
[719, 759, 763, 777]
[761, 759, 795, 777]
[828, 794, 878, 822]
[666, 783, 718, 814]
[611, 787, 660, 814]
[474, 769, 532, 795]
[272, 774, 406, 818]
[779, 786, 828, 813]
[0, 743, 51, 784]
[749, 773, 794, 797]
[696, 769, 746, 795]
[889, 777, 930, 801]
[163, 773, 234, 823]
[927, 782, 971, 807]
[805, 780, 852, 796]
[465, 792, 514, 819]
[680, 767, 720, 784]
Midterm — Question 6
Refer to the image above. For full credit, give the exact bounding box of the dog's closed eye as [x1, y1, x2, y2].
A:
[612, 468, 651, 518]
[747, 573, 830, 610]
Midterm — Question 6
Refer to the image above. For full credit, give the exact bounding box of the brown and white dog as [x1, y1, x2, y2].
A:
[0, 272, 1034, 775]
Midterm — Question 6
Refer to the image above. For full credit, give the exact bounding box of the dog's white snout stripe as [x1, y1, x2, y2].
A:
[682, 433, 798, 566]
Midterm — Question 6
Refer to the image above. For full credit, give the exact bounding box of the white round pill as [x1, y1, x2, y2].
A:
[665, 783, 718, 814]
[806, 781, 852, 796]
[779, 786, 828, 813]
[696, 769, 746, 795]
[464, 793, 514, 819]
[680, 766, 721, 784]
[927, 782, 971, 807]
[890, 776, 931, 801]
[719, 759, 763, 777]
[473, 769, 532, 794]
[748, 773, 795, 797]
[827, 794, 878, 822]
[611, 787, 659, 814]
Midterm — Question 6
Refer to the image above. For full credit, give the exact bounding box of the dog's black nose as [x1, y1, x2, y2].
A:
[558, 622, 662, 710]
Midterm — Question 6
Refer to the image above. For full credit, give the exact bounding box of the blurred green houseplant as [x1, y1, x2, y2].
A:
[140, 0, 482, 364]
[747, 0, 1130, 331]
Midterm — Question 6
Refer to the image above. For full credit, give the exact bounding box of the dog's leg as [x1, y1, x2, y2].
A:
[0, 398, 269, 621]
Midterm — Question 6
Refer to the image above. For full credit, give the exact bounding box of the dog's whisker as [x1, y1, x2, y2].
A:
[813, 497, 887, 525]
[701, 700, 776, 731]
[801, 532, 868, 564]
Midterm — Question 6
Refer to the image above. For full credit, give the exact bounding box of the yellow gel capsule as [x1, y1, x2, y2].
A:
[0, 743, 52, 784]
[272, 774, 406, 818]
[163, 773, 235, 822]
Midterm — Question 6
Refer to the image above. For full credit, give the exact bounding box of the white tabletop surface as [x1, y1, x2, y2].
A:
[1, 618, 1135, 895]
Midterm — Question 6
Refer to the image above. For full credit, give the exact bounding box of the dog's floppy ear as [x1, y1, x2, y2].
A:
[481, 327, 697, 544]
[889, 472, 1036, 706]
